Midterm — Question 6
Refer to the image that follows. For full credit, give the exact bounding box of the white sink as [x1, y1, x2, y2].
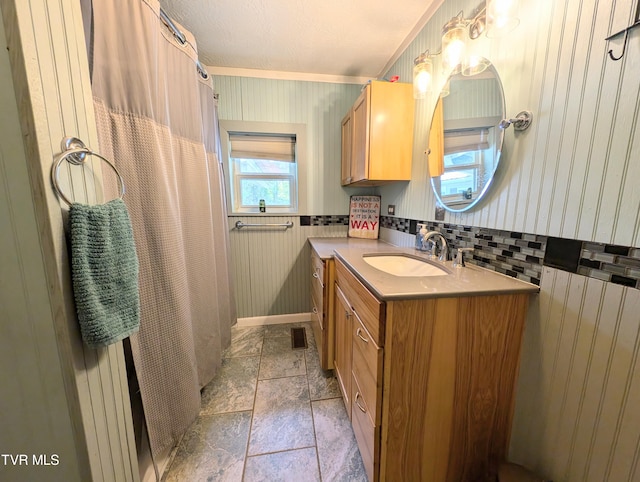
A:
[362, 254, 449, 277]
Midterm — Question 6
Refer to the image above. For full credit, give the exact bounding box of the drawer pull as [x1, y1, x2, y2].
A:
[312, 271, 325, 288]
[355, 392, 367, 413]
[356, 327, 369, 343]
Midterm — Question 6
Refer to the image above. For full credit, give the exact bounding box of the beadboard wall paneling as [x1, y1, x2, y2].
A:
[511, 268, 640, 481]
[215, 75, 369, 214]
[0, 1, 137, 480]
[380, 0, 640, 248]
[229, 217, 348, 318]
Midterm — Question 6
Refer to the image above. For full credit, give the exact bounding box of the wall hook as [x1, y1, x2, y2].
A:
[608, 28, 630, 61]
[605, 19, 640, 62]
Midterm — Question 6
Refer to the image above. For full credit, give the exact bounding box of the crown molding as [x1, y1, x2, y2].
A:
[206, 65, 372, 85]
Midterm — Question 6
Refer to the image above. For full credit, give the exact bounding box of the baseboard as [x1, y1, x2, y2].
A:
[236, 312, 312, 327]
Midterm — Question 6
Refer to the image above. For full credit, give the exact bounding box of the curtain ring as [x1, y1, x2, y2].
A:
[51, 146, 126, 206]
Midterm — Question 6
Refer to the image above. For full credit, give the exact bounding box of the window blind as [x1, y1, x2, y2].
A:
[444, 129, 489, 155]
[229, 133, 296, 162]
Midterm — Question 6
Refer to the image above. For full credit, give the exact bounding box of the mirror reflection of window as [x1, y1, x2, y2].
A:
[440, 128, 496, 201]
[442, 152, 480, 198]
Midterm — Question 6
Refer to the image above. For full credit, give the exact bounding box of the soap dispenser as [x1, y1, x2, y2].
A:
[415, 223, 428, 251]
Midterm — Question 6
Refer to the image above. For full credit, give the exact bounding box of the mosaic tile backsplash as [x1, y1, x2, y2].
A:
[300, 215, 349, 226]
[295, 214, 639, 289]
[379, 215, 640, 290]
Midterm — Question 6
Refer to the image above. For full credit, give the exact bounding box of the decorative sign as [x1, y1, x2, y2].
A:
[348, 195, 381, 239]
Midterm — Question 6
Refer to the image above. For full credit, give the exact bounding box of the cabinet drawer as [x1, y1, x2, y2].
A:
[352, 313, 383, 426]
[335, 258, 385, 346]
[351, 374, 379, 482]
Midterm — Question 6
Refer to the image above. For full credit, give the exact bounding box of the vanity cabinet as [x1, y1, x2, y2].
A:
[310, 248, 335, 370]
[341, 81, 414, 186]
[335, 258, 385, 482]
[334, 257, 530, 482]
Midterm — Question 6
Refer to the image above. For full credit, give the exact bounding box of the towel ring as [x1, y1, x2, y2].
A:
[51, 136, 125, 206]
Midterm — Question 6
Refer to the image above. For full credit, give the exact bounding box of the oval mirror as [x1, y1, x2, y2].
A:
[427, 62, 505, 212]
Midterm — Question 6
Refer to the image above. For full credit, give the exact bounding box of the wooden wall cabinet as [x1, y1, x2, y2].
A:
[310, 248, 335, 370]
[341, 81, 414, 186]
[334, 257, 529, 481]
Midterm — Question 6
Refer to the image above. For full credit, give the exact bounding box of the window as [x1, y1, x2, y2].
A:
[220, 121, 307, 215]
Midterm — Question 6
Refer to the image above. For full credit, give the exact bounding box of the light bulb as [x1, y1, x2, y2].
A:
[461, 33, 490, 76]
[486, 0, 520, 38]
[462, 55, 490, 76]
[442, 14, 467, 72]
[413, 53, 433, 99]
[444, 37, 465, 70]
[415, 70, 431, 94]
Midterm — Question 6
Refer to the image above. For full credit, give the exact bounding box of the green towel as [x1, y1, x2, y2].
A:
[69, 198, 140, 348]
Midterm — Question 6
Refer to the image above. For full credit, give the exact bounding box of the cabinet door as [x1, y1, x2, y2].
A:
[334, 284, 352, 418]
[351, 86, 370, 183]
[341, 112, 353, 185]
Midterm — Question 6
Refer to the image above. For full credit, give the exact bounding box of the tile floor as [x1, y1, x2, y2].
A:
[163, 322, 367, 481]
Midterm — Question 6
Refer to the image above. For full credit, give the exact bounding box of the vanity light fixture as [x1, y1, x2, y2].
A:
[441, 13, 467, 72]
[413, 0, 520, 98]
[486, 0, 520, 38]
[413, 51, 434, 99]
[443, 0, 519, 72]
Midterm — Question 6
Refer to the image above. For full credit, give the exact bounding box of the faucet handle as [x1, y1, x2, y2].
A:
[454, 248, 474, 268]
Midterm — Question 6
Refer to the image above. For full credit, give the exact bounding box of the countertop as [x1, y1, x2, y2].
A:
[308, 237, 540, 301]
[308, 237, 391, 259]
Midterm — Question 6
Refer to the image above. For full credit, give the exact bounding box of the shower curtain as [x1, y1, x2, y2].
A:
[88, 0, 236, 458]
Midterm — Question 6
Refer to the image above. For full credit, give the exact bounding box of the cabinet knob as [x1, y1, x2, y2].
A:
[312, 307, 318, 315]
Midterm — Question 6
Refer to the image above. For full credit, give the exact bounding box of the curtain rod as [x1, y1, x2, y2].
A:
[159, 8, 210, 81]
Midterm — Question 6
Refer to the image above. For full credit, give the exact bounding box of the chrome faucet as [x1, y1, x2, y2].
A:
[423, 231, 449, 261]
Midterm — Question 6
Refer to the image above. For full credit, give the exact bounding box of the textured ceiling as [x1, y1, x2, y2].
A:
[160, 0, 440, 78]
